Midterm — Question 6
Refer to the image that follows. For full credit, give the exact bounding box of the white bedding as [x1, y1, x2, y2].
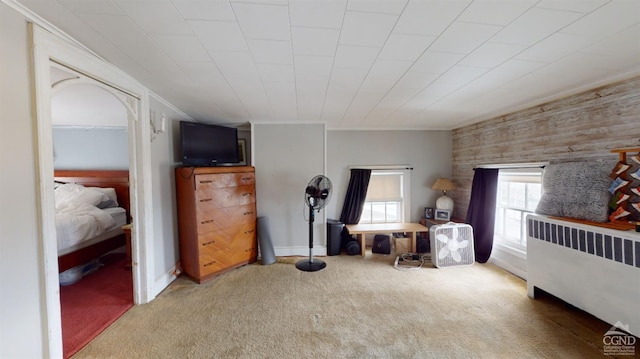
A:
[55, 183, 127, 254]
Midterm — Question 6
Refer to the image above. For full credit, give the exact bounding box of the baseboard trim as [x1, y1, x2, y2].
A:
[489, 256, 527, 280]
[152, 265, 178, 299]
[273, 246, 327, 257]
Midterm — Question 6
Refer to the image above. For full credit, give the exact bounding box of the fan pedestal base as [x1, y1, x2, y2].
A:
[295, 259, 326, 272]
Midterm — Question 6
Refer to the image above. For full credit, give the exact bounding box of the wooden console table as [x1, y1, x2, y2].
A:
[345, 223, 428, 256]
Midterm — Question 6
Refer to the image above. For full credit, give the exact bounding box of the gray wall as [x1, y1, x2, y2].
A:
[53, 126, 129, 169]
[252, 126, 453, 256]
[326, 130, 452, 223]
[253, 123, 325, 254]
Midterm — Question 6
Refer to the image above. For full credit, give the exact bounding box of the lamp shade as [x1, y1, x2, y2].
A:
[432, 178, 455, 191]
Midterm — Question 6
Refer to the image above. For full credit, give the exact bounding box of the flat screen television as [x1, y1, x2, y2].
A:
[180, 121, 239, 166]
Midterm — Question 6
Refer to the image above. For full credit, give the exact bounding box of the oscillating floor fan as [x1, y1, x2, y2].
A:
[296, 175, 332, 272]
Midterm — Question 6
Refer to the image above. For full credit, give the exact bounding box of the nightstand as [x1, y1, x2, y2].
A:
[121, 224, 132, 269]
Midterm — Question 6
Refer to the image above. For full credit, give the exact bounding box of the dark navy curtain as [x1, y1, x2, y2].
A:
[465, 168, 499, 263]
[339, 169, 372, 224]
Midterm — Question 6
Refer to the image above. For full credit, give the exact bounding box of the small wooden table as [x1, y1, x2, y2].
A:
[121, 224, 132, 269]
[345, 223, 428, 256]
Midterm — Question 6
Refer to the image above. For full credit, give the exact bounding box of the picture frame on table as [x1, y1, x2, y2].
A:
[424, 207, 434, 219]
[238, 139, 247, 165]
[435, 209, 451, 221]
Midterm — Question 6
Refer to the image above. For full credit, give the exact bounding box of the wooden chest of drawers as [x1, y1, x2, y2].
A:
[175, 166, 257, 283]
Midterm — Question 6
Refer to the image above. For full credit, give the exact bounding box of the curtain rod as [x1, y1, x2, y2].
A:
[349, 165, 413, 170]
[474, 162, 547, 170]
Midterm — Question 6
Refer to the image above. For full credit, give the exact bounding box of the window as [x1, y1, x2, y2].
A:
[359, 170, 410, 224]
[494, 168, 543, 250]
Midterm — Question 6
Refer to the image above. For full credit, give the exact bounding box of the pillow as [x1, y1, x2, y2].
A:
[54, 183, 109, 207]
[90, 187, 119, 208]
[535, 160, 614, 222]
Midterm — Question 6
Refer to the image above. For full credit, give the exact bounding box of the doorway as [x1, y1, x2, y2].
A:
[51, 64, 135, 357]
[31, 24, 155, 358]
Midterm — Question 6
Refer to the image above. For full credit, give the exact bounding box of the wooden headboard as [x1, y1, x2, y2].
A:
[54, 170, 130, 222]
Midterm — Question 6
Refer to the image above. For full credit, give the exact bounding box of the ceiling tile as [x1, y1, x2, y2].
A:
[394, 0, 471, 36]
[247, 39, 293, 65]
[294, 55, 333, 78]
[232, 2, 290, 40]
[322, 87, 357, 124]
[536, 0, 610, 13]
[115, 1, 192, 35]
[257, 64, 295, 83]
[189, 20, 248, 52]
[429, 65, 490, 95]
[367, 60, 413, 81]
[491, 7, 583, 46]
[171, 0, 236, 21]
[151, 34, 211, 62]
[457, 0, 536, 25]
[411, 51, 465, 74]
[346, 0, 408, 15]
[515, 33, 592, 63]
[579, 24, 640, 63]
[209, 51, 257, 75]
[289, 0, 346, 28]
[378, 33, 435, 61]
[291, 27, 340, 56]
[177, 61, 227, 86]
[430, 22, 502, 54]
[460, 42, 527, 68]
[560, 0, 640, 38]
[58, 0, 124, 15]
[78, 13, 177, 72]
[395, 71, 439, 89]
[469, 59, 549, 90]
[328, 68, 368, 90]
[333, 45, 379, 70]
[339, 11, 398, 47]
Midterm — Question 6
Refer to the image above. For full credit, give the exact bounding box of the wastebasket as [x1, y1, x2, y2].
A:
[326, 219, 343, 256]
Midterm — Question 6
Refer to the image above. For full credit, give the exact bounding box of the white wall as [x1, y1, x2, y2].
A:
[326, 130, 453, 223]
[149, 97, 185, 291]
[253, 123, 326, 255]
[0, 4, 46, 358]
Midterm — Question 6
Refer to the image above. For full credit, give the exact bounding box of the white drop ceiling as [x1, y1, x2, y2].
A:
[11, 0, 640, 129]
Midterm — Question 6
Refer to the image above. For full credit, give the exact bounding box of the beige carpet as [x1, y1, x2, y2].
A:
[74, 253, 618, 358]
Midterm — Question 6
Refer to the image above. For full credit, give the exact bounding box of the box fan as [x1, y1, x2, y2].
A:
[429, 222, 475, 268]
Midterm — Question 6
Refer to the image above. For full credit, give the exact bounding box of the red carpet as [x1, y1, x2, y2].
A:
[60, 252, 133, 358]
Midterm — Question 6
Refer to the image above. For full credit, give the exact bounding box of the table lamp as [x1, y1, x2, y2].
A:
[432, 178, 455, 212]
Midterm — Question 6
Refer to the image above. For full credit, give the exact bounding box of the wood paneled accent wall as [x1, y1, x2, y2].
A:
[451, 76, 640, 220]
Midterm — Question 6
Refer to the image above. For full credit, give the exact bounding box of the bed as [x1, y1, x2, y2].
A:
[54, 170, 130, 273]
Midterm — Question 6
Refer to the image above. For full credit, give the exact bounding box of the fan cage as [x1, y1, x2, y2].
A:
[429, 223, 475, 268]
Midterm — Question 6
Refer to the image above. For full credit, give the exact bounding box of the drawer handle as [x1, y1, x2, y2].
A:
[200, 180, 213, 184]
[199, 198, 212, 202]
[203, 261, 216, 267]
[243, 211, 254, 216]
[201, 219, 214, 224]
[242, 192, 251, 197]
[202, 240, 215, 246]
[245, 229, 255, 234]
[241, 177, 252, 181]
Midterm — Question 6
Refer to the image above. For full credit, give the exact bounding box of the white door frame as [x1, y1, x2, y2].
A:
[30, 25, 155, 358]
